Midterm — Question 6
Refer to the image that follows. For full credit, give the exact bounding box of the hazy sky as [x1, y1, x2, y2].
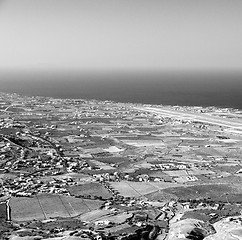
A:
[0, 0, 242, 73]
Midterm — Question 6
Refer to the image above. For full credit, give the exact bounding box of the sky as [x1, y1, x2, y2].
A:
[0, 0, 242, 74]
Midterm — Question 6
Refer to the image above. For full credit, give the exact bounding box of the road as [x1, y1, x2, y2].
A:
[135, 107, 242, 131]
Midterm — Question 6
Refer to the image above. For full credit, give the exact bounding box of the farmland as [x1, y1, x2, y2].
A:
[10, 194, 103, 221]
[162, 183, 241, 202]
[110, 181, 182, 197]
[110, 181, 141, 198]
[120, 139, 165, 147]
[0, 203, 7, 220]
[67, 182, 112, 199]
[78, 209, 112, 222]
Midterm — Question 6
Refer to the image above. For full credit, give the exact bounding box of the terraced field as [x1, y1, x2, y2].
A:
[10, 194, 103, 221]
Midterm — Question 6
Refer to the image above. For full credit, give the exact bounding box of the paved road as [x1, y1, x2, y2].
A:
[135, 107, 242, 131]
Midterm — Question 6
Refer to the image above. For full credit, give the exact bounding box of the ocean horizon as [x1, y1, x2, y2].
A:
[1, 71, 242, 110]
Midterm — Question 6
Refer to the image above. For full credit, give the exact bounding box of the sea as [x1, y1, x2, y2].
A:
[1, 71, 242, 110]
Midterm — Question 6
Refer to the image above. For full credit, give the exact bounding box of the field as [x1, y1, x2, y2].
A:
[164, 170, 188, 177]
[10, 194, 103, 221]
[10, 197, 45, 221]
[161, 183, 242, 202]
[110, 181, 182, 198]
[110, 182, 141, 197]
[7, 107, 25, 112]
[127, 182, 158, 195]
[0, 203, 7, 220]
[98, 212, 132, 224]
[96, 157, 129, 164]
[68, 182, 112, 199]
[144, 190, 179, 201]
[120, 139, 164, 147]
[78, 209, 111, 222]
[187, 169, 215, 176]
[87, 159, 115, 170]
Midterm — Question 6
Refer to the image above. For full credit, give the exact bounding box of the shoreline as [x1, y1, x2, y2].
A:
[1, 91, 242, 113]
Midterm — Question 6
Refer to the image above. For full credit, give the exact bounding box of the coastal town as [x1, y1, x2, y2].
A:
[1, 91, 242, 240]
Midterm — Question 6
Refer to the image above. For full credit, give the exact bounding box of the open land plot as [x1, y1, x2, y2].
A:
[214, 164, 241, 174]
[7, 107, 25, 113]
[109, 182, 141, 198]
[87, 160, 115, 170]
[0, 127, 19, 135]
[83, 199, 103, 210]
[144, 190, 179, 201]
[162, 183, 242, 202]
[110, 181, 182, 198]
[79, 117, 112, 124]
[226, 149, 242, 158]
[135, 135, 165, 140]
[224, 128, 242, 135]
[192, 149, 214, 157]
[133, 161, 153, 169]
[0, 203, 7, 220]
[149, 182, 182, 190]
[103, 146, 124, 153]
[10, 197, 45, 221]
[96, 157, 129, 164]
[83, 143, 112, 149]
[87, 136, 114, 145]
[136, 127, 160, 132]
[202, 147, 226, 157]
[98, 212, 133, 224]
[187, 169, 215, 176]
[162, 140, 181, 147]
[120, 139, 164, 147]
[0, 173, 16, 181]
[218, 138, 242, 144]
[36, 194, 71, 219]
[149, 171, 172, 178]
[180, 140, 207, 147]
[127, 182, 159, 195]
[181, 210, 212, 222]
[10, 194, 103, 221]
[67, 182, 112, 199]
[200, 175, 242, 186]
[234, 142, 242, 150]
[105, 223, 131, 233]
[164, 170, 188, 177]
[78, 209, 111, 222]
[59, 195, 90, 216]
